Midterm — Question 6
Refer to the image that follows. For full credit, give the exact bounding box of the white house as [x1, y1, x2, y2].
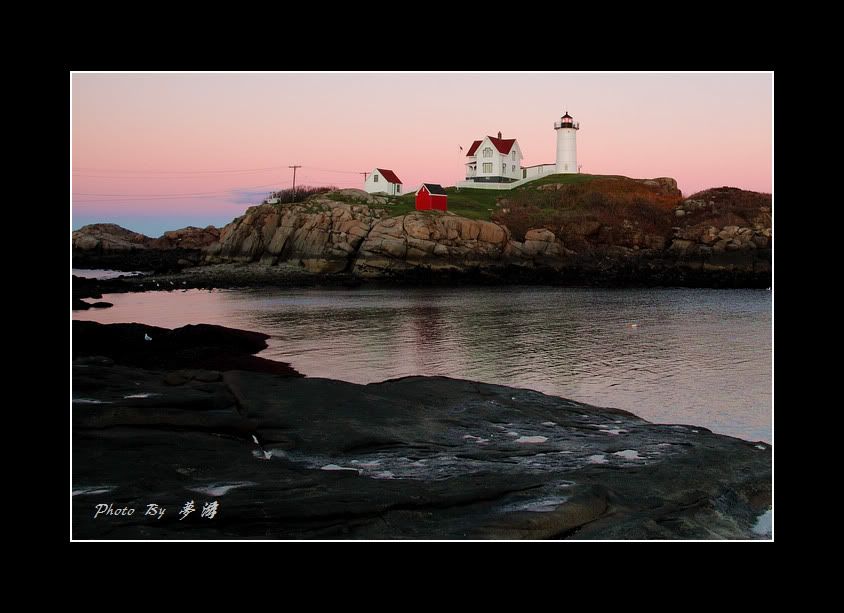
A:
[464, 132, 523, 184]
[364, 168, 403, 195]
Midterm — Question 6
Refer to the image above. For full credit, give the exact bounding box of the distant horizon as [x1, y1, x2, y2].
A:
[72, 72, 773, 237]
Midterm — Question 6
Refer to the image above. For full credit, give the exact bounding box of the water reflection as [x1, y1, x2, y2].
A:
[73, 286, 772, 442]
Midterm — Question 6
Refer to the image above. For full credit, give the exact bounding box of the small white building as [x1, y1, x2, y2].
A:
[364, 168, 403, 195]
[464, 132, 523, 184]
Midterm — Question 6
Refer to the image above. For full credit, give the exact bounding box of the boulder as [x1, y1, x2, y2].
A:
[524, 228, 556, 243]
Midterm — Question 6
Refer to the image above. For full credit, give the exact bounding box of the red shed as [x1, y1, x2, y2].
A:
[415, 183, 448, 211]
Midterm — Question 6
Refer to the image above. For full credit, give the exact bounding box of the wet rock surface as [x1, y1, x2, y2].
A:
[72, 326, 771, 539]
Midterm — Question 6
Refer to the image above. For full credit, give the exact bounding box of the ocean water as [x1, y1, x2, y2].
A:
[73, 285, 772, 443]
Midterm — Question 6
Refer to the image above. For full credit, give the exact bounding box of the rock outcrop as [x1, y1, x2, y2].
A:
[73, 224, 219, 271]
[72, 223, 151, 252]
[206, 194, 378, 274]
[72, 321, 301, 377]
[353, 213, 510, 277]
[73, 185, 772, 287]
[72, 322, 772, 540]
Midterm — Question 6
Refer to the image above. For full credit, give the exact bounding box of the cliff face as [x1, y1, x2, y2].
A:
[205, 198, 376, 274]
[199, 189, 770, 285]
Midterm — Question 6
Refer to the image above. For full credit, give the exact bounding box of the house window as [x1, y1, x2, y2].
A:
[511, 165, 516, 172]
[373, 175, 378, 182]
[502, 163, 506, 174]
[482, 162, 492, 173]
[483, 147, 493, 158]
[511, 151, 516, 161]
[396, 185, 401, 194]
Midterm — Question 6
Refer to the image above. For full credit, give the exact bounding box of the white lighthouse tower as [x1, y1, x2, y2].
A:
[554, 111, 579, 174]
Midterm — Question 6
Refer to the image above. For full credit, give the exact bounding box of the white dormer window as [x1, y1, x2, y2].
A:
[483, 147, 493, 158]
[373, 175, 378, 182]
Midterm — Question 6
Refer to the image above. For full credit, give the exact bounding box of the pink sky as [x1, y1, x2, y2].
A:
[72, 72, 772, 236]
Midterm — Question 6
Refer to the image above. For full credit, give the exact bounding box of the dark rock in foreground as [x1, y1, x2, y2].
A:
[72, 337, 771, 539]
[73, 321, 301, 377]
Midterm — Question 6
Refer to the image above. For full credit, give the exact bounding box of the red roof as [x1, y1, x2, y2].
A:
[375, 168, 402, 184]
[465, 136, 517, 157]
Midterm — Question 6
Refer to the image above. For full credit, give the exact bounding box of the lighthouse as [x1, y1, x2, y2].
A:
[554, 111, 579, 173]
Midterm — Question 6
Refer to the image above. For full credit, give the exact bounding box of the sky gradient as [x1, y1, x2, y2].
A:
[72, 72, 773, 237]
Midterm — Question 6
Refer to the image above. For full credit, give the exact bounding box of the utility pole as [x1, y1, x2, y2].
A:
[360, 171, 369, 182]
[289, 165, 302, 201]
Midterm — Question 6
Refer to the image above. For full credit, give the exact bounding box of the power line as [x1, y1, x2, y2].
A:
[72, 164, 290, 175]
[72, 181, 286, 198]
[72, 164, 369, 177]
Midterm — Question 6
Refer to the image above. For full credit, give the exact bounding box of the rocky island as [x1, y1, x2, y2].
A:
[73, 321, 772, 540]
[72, 176, 772, 293]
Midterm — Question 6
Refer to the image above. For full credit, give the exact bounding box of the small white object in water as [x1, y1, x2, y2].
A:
[599, 429, 627, 436]
[251, 435, 259, 445]
[371, 471, 395, 480]
[144, 334, 152, 341]
[73, 398, 111, 404]
[541, 421, 557, 426]
[515, 436, 548, 444]
[755, 444, 767, 450]
[587, 454, 608, 464]
[629, 323, 638, 328]
[614, 449, 642, 460]
[123, 393, 158, 399]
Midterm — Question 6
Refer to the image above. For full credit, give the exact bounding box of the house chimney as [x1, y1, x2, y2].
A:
[497, 131, 502, 139]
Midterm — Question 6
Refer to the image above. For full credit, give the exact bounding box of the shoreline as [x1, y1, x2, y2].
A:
[72, 320, 772, 540]
[72, 259, 770, 303]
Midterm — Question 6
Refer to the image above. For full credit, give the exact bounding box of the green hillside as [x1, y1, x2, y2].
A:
[380, 174, 608, 220]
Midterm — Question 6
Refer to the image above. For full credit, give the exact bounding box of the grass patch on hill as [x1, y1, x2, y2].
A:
[385, 187, 509, 220]
[494, 175, 682, 240]
[376, 174, 682, 239]
[513, 173, 603, 189]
